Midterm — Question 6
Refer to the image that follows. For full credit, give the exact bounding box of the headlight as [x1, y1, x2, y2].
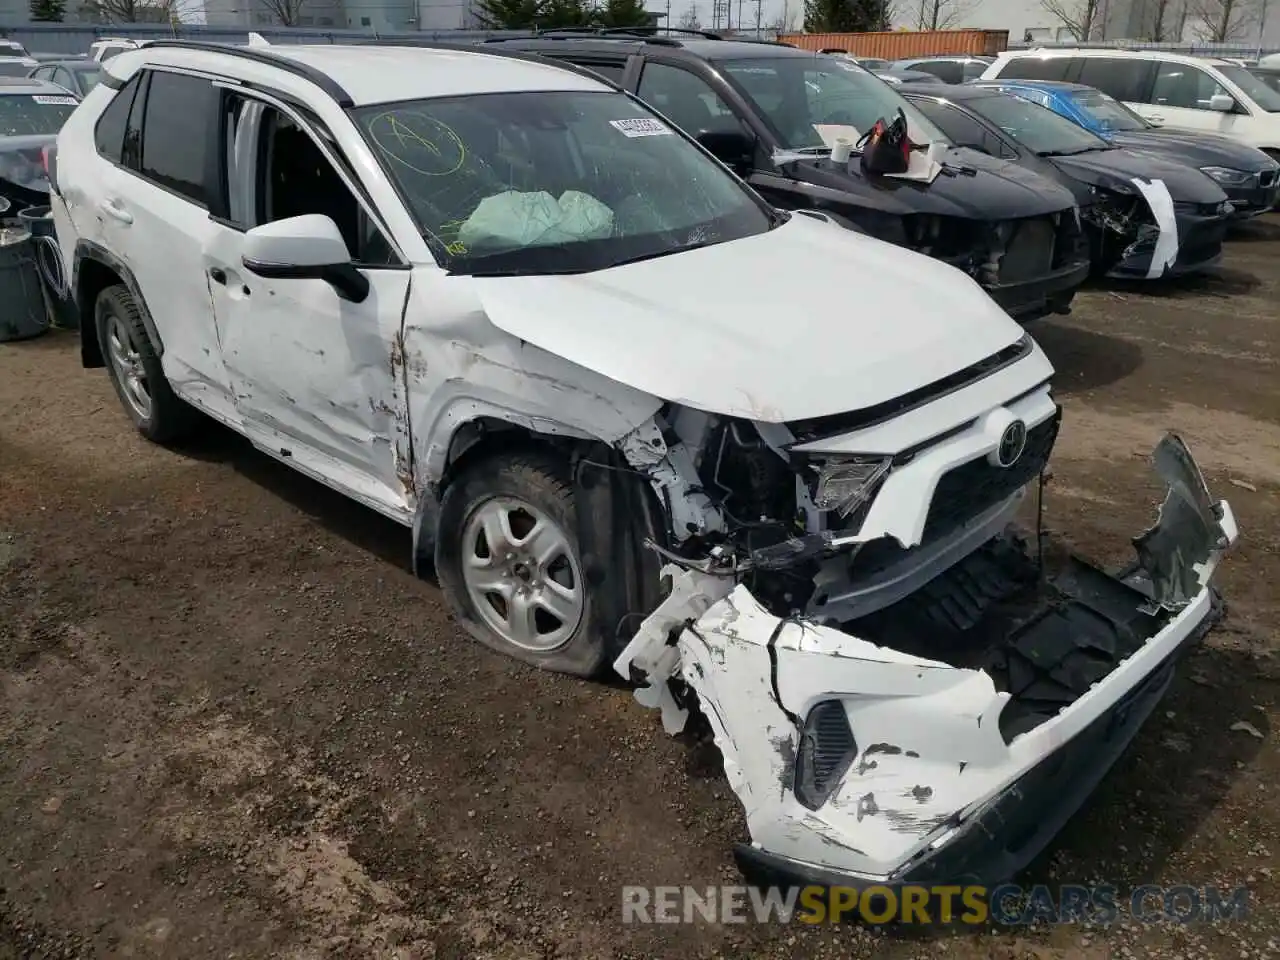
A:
[795, 700, 858, 810]
[1200, 166, 1251, 185]
[813, 456, 892, 517]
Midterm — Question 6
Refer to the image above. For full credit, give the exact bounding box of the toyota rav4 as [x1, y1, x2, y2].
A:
[50, 39, 1237, 893]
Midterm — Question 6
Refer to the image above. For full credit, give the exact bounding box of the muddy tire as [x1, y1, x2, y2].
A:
[95, 284, 198, 444]
[436, 453, 606, 677]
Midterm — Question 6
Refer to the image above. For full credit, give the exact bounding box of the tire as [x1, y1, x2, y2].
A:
[436, 452, 607, 677]
[95, 284, 198, 443]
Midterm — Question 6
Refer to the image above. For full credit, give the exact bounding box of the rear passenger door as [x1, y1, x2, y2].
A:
[91, 68, 236, 421]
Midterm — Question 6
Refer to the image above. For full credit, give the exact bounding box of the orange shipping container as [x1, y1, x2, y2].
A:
[778, 29, 1009, 59]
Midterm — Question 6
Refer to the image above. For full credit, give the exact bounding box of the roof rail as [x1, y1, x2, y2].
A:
[608, 26, 722, 39]
[139, 39, 355, 106]
[484, 29, 681, 47]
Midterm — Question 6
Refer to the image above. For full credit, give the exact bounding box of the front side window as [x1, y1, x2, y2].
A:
[226, 97, 397, 266]
[961, 60, 988, 81]
[139, 70, 218, 206]
[720, 55, 944, 151]
[0, 93, 77, 136]
[1216, 64, 1280, 112]
[967, 92, 1110, 157]
[352, 89, 774, 276]
[1070, 89, 1147, 132]
[1151, 62, 1231, 111]
[557, 56, 626, 83]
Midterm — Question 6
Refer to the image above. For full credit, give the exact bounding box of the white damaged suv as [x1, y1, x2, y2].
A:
[51, 40, 1237, 890]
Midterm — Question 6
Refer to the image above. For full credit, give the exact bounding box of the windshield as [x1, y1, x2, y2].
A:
[0, 93, 76, 136]
[969, 92, 1110, 156]
[1248, 68, 1280, 95]
[1070, 88, 1147, 132]
[72, 65, 103, 92]
[719, 55, 945, 151]
[1218, 64, 1280, 112]
[352, 90, 773, 277]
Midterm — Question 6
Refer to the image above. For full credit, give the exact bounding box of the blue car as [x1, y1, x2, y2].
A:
[971, 78, 1279, 217]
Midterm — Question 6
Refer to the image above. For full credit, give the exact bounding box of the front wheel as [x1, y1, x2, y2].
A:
[435, 453, 607, 677]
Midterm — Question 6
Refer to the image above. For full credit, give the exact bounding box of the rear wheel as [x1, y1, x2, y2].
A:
[95, 284, 198, 443]
[436, 453, 606, 677]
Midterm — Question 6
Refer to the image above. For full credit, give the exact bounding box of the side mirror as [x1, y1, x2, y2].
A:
[241, 214, 369, 303]
[1209, 92, 1235, 112]
[696, 128, 756, 173]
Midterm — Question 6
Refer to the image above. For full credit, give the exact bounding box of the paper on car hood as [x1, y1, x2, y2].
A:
[471, 214, 1027, 423]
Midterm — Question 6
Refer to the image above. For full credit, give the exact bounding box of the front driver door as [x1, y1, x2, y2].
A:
[206, 90, 416, 523]
[1141, 61, 1241, 135]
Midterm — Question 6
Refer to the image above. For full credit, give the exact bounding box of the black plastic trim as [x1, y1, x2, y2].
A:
[72, 239, 165, 361]
[140, 39, 355, 107]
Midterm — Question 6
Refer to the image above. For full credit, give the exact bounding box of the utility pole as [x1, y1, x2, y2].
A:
[736, 0, 743, 33]
[753, 0, 761, 37]
[1258, 0, 1271, 61]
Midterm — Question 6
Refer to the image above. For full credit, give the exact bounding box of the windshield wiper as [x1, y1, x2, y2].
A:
[1037, 145, 1109, 157]
[791, 145, 836, 154]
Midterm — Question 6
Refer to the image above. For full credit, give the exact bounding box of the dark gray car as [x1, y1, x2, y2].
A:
[27, 58, 104, 98]
[0, 76, 79, 210]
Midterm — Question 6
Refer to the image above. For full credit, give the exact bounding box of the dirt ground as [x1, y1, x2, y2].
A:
[2, 218, 1279, 960]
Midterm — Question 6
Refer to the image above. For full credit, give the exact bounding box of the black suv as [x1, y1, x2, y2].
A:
[484, 30, 1090, 322]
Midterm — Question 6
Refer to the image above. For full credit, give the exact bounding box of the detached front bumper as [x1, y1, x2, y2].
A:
[616, 435, 1237, 889]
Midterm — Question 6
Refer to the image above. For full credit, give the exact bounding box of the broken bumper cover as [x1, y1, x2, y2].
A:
[616, 435, 1237, 889]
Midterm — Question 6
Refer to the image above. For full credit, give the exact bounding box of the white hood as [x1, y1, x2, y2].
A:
[471, 215, 1025, 423]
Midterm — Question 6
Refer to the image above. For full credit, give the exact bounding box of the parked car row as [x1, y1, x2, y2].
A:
[34, 37, 1243, 901]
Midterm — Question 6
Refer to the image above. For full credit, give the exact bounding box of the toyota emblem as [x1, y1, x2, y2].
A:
[996, 420, 1027, 468]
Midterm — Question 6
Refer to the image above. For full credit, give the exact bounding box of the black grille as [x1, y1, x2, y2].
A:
[786, 335, 1034, 444]
[922, 408, 1061, 542]
[1260, 169, 1276, 188]
[999, 218, 1056, 284]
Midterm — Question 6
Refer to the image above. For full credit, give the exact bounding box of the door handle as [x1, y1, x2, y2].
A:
[209, 267, 227, 286]
[98, 198, 133, 225]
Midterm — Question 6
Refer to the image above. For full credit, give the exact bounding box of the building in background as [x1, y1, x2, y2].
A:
[891, 0, 1277, 48]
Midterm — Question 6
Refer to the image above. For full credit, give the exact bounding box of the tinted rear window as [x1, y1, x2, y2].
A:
[0, 93, 77, 136]
[998, 56, 1074, 81]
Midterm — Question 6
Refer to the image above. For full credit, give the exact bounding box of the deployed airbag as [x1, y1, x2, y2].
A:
[459, 189, 614, 250]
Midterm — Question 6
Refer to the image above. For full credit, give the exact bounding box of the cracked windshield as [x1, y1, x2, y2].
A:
[353, 90, 774, 276]
[720, 55, 944, 151]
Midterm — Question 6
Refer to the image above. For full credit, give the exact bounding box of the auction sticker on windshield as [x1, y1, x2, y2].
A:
[32, 95, 77, 105]
[610, 118, 672, 138]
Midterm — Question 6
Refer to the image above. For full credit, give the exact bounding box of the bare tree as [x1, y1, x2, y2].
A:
[766, 0, 800, 32]
[1144, 0, 1190, 39]
[1186, 0, 1260, 40]
[84, 0, 195, 22]
[676, 0, 701, 27]
[911, 0, 974, 30]
[259, 0, 308, 25]
[1038, 0, 1102, 39]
